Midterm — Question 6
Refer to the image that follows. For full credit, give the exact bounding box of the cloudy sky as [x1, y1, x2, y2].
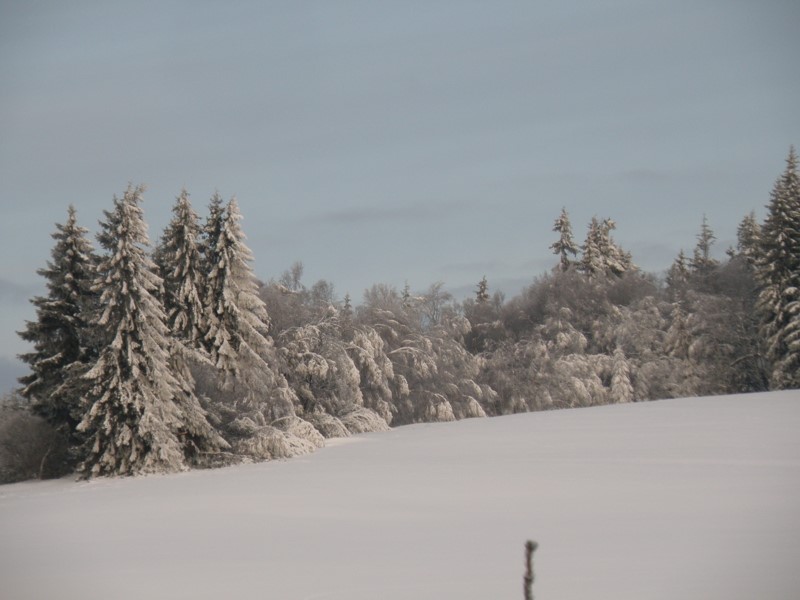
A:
[1, 0, 798, 391]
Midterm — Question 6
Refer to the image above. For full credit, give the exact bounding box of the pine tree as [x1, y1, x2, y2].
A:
[580, 217, 605, 277]
[401, 281, 412, 308]
[154, 189, 208, 348]
[476, 276, 490, 304]
[756, 147, 800, 389]
[203, 197, 275, 390]
[598, 218, 633, 276]
[666, 250, 690, 295]
[579, 217, 631, 277]
[18, 206, 98, 441]
[610, 348, 634, 404]
[550, 207, 578, 272]
[736, 211, 762, 266]
[77, 185, 221, 477]
[690, 215, 719, 275]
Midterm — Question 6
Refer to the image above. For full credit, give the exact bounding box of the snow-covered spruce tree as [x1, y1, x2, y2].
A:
[579, 217, 631, 277]
[609, 347, 634, 403]
[154, 189, 208, 349]
[598, 218, 634, 276]
[735, 211, 762, 267]
[756, 147, 800, 389]
[550, 207, 578, 272]
[198, 197, 320, 459]
[77, 185, 223, 477]
[202, 197, 276, 388]
[18, 205, 98, 447]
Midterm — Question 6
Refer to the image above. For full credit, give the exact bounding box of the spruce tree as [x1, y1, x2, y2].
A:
[580, 217, 605, 277]
[476, 276, 490, 304]
[550, 207, 578, 272]
[154, 189, 208, 348]
[690, 215, 719, 275]
[756, 147, 800, 389]
[77, 185, 220, 477]
[203, 197, 275, 390]
[610, 347, 634, 403]
[579, 217, 631, 277]
[598, 218, 633, 276]
[736, 211, 762, 267]
[18, 205, 98, 441]
[666, 250, 690, 296]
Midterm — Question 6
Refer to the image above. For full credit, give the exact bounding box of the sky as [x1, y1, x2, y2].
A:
[1, 0, 799, 391]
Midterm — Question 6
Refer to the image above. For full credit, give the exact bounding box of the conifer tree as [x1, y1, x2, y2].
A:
[666, 250, 690, 295]
[476, 276, 490, 304]
[580, 217, 605, 277]
[202, 197, 275, 390]
[690, 215, 719, 275]
[18, 206, 98, 441]
[401, 281, 413, 308]
[756, 147, 800, 389]
[598, 218, 633, 276]
[550, 207, 578, 271]
[78, 185, 221, 477]
[736, 211, 762, 267]
[610, 347, 634, 403]
[579, 217, 631, 277]
[154, 189, 208, 348]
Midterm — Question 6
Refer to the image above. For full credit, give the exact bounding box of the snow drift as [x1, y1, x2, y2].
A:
[1, 391, 799, 600]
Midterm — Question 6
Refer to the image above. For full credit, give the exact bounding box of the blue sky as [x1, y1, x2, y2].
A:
[1, 0, 798, 392]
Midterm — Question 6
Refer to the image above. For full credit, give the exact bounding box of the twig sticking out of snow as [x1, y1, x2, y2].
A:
[524, 540, 538, 600]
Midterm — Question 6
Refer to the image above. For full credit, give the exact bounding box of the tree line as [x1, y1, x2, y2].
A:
[2, 147, 798, 481]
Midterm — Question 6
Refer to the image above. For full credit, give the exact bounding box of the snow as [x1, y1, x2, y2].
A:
[2, 391, 799, 600]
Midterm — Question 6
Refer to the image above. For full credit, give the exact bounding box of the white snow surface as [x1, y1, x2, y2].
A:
[2, 391, 799, 600]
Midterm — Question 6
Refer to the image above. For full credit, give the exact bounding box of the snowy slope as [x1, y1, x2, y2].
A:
[1, 391, 799, 600]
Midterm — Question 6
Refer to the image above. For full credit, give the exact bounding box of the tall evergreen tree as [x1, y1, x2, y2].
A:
[666, 250, 690, 296]
[580, 217, 631, 277]
[78, 185, 222, 477]
[690, 215, 719, 275]
[550, 207, 578, 272]
[580, 217, 605, 277]
[203, 197, 275, 389]
[18, 206, 98, 441]
[610, 347, 634, 403]
[476, 276, 490, 304]
[756, 147, 800, 389]
[736, 211, 762, 266]
[154, 189, 208, 348]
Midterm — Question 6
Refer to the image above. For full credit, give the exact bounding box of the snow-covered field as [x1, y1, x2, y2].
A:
[2, 391, 799, 600]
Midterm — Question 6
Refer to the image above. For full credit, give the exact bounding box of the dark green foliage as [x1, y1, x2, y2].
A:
[756, 147, 800, 389]
[18, 205, 98, 447]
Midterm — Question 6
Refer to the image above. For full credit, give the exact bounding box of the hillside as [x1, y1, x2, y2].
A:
[1, 391, 799, 600]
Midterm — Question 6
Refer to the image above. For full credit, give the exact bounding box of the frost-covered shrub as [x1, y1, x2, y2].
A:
[304, 412, 351, 438]
[451, 396, 487, 420]
[422, 395, 456, 422]
[231, 426, 318, 460]
[338, 406, 390, 434]
[271, 416, 325, 449]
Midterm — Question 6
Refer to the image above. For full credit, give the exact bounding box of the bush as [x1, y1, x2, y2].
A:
[0, 393, 71, 483]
